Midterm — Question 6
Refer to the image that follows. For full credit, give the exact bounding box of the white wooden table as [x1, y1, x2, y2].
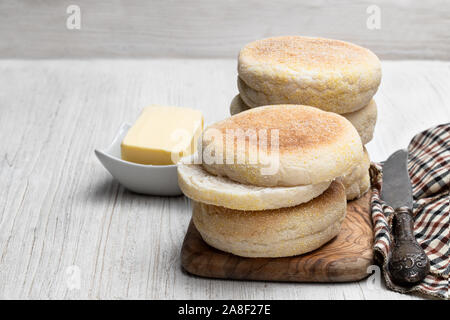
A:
[0, 59, 448, 300]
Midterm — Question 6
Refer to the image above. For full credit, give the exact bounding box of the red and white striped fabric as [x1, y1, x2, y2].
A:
[370, 123, 449, 300]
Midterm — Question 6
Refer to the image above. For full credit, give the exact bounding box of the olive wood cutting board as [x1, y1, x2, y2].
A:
[181, 191, 373, 282]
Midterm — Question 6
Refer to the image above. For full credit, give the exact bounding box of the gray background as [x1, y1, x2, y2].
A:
[1, 0, 450, 60]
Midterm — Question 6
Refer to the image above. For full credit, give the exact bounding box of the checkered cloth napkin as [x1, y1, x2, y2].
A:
[370, 123, 449, 300]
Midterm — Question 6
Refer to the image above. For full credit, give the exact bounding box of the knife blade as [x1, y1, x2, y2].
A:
[381, 149, 413, 209]
[381, 149, 429, 286]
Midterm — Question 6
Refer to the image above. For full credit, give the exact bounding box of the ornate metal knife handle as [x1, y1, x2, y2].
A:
[388, 207, 430, 286]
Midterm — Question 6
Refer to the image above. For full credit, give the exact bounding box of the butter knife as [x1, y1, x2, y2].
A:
[381, 149, 430, 286]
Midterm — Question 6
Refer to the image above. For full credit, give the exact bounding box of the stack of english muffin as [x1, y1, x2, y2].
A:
[178, 105, 365, 258]
[230, 36, 381, 201]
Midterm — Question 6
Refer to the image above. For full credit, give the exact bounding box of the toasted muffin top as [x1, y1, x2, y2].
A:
[239, 36, 379, 72]
[208, 105, 348, 152]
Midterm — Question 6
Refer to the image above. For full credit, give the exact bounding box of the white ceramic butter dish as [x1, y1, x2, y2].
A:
[95, 123, 182, 196]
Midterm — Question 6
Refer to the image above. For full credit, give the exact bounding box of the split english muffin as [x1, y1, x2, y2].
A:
[230, 95, 377, 145]
[192, 180, 346, 258]
[238, 36, 381, 114]
[178, 156, 331, 210]
[202, 105, 364, 187]
[179, 104, 367, 258]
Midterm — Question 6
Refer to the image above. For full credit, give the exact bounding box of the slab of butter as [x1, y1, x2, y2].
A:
[121, 105, 203, 165]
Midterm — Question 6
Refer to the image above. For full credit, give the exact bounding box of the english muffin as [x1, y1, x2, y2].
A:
[343, 171, 370, 201]
[341, 100, 377, 145]
[192, 180, 346, 258]
[238, 36, 381, 114]
[341, 147, 371, 200]
[202, 105, 364, 187]
[230, 95, 377, 145]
